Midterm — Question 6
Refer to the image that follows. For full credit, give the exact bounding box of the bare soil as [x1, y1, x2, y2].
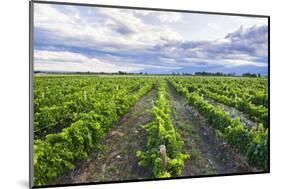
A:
[55, 89, 156, 184]
[167, 84, 257, 176]
[55, 82, 259, 185]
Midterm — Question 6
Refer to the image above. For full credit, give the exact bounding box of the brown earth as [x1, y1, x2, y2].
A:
[167, 83, 257, 176]
[55, 82, 259, 185]
[55, 88, 156, 184]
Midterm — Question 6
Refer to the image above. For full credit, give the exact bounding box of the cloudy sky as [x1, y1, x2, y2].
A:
[34, 3, 268, 74]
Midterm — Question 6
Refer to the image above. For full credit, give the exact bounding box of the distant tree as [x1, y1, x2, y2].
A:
[118, 71, 127, 75]
[194, 71, 237, 77]
[242, 73, 257, 77]
[227, 72, 235, 76]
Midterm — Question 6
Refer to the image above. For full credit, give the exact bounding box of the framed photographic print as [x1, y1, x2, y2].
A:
[29, 1, 270, 188]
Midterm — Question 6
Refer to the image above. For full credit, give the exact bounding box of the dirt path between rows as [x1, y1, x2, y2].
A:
[54, 82, 259, 185]
[167, 83, 257, 176]
[55, 89, 157, 184]
[205, 97, 258, 129]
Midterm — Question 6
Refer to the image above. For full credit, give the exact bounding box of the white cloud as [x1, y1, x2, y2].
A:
[34, 4, 268, 74]
[133, 10, 151, 16]
[239, 17, 268, 27]
[156, 12, 182, 23]
[158, 57, 177, 64]
[34, 3, 69, 23]
[222, 59, 267, 68]
[207, 23, 219, 29]
[34, 4, 183, 52]
[34, 50, 182, 73]
[34, 50, 139, 73]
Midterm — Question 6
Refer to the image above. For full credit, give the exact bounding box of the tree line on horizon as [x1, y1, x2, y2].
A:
[34, 70, 264, 77]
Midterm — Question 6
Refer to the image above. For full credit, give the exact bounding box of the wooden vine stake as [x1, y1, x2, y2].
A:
[84, 91, 87, 100]
[159, 145, 167, 169]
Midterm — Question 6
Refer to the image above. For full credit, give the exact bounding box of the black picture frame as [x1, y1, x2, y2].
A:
[29, 1, 270, 188]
